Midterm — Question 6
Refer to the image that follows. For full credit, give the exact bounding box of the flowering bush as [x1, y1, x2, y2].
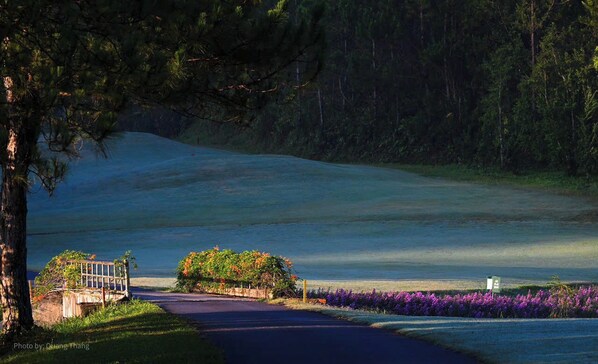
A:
[33, 250, 92, 301]
[33, 250, 134, 304]
[176, 247, 297, 298]
[308, 285, 598, 319]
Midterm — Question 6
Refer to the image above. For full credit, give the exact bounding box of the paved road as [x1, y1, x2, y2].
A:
[133, 289, 477, 364]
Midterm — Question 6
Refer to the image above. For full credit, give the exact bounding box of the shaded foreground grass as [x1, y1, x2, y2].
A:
[389, 163, 598, 200]
[2, 300, 223, 363]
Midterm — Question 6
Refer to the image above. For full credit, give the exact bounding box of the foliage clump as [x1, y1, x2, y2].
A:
[176, 247, 297, 298]
[33, 250, 93, 302]
[32, 250, 136, 304]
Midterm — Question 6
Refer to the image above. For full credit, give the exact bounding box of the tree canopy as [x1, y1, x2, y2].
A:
[0, 0, 322, 337]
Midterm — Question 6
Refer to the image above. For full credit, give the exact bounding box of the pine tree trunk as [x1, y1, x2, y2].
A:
[567, 109, 578, 176]
[295, 61, 302, 129]
[1, 127, 35, 337]
[1, 75, 38, 337]
[317, 87, 324, 129]
[443, 0, 450, 101]
[530, 0, 536, 67]
[498, 87, 504, 169]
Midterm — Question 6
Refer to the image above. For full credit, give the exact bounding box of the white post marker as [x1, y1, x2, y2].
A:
[303, 280, 307, 303]
[486, 276, 501, 295]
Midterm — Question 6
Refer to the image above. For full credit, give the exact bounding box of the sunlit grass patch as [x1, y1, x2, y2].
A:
[2, 300, 223, 363]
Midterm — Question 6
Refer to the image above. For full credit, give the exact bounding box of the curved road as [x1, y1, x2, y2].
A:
[133, 289, 477, 364]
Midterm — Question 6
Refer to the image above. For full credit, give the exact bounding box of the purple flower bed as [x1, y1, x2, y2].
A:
[308, 286, 598, 319]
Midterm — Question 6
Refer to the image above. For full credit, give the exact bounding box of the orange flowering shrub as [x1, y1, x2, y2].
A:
[33, 250, 91, 301]
[176, 247, 298, 298]
[33, 249, 132, 304]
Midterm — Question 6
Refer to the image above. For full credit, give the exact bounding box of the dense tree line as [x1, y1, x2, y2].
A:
[188, 0, 598, 176]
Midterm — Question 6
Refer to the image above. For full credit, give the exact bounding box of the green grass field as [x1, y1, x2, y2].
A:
[29, 133, 598, 289]
[2, 300, 223, 363]
[179, 125, 598, 200]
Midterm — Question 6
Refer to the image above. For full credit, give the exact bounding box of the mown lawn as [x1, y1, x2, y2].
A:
[2, 300, 223, 363]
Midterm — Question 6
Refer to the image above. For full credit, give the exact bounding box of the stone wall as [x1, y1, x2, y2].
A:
[32, 291, 63, 326]
[194, 286, 272, 299]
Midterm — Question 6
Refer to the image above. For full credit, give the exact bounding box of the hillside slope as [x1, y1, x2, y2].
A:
[28, 132, 598, 284]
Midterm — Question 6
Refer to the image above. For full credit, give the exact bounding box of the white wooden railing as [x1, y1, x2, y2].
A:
[68, 259, 131, 297]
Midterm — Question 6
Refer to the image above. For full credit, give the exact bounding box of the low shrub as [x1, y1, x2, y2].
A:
[176, 247, 298, 298]
[309, 285, 598, 319]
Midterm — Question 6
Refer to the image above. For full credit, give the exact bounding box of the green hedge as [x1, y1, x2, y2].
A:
[176, 247, 297, 298]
